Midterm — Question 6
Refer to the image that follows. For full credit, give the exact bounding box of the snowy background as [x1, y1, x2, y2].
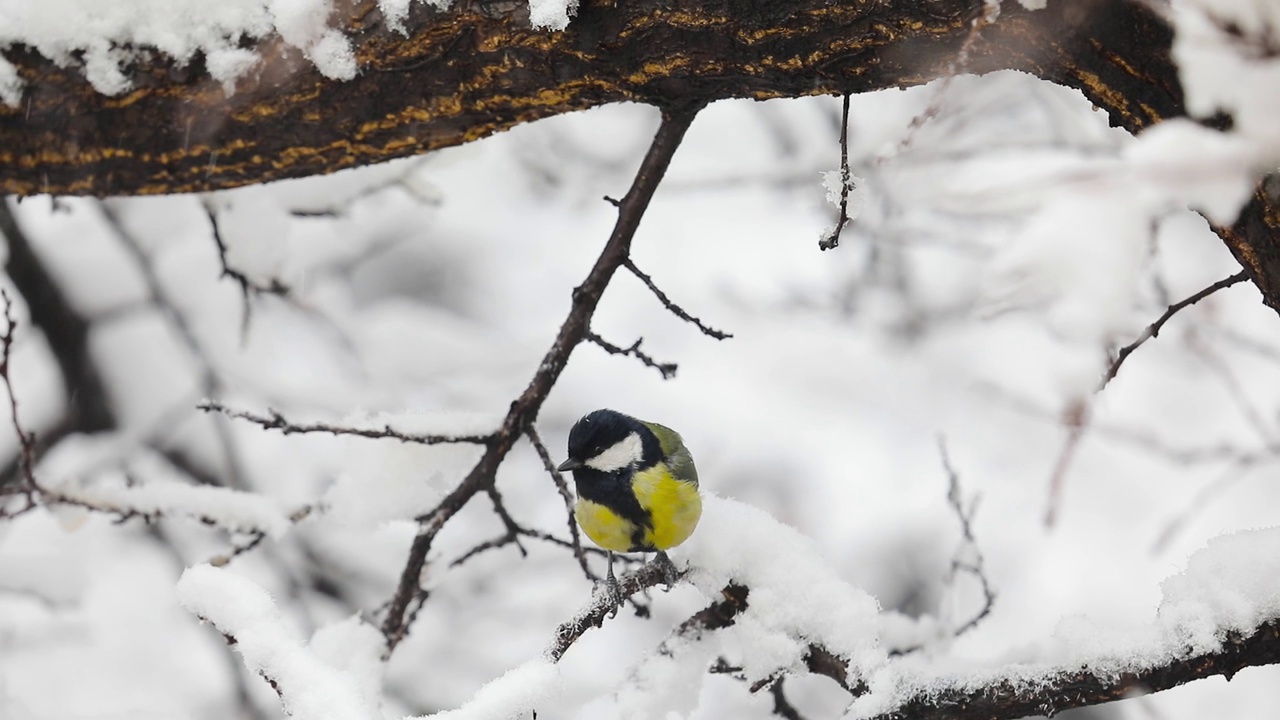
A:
[4, 1, 1280, 719]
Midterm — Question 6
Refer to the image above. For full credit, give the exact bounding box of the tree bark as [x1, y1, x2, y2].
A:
[1, 0, 1278, 312]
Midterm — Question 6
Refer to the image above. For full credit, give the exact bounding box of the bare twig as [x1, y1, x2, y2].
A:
[526, 426, 591, 579]
[818, 94, 853, 252]
[197, 402, 494, 445]
[1047, 270, 1248, 526]
[1101, 271, 1247, 388]
[378, 103, 705, 653]
[586, 331, 678, 379]
[202, 202, 290, 338]
[0, 290, 38, 511]
[938, 440, 995, 638]
[622, 259, 732, 339]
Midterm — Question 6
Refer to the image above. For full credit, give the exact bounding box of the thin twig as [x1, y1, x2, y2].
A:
[0, 290, 38, 511]
[1047, 271, 1248, 526]
[586, 331, 678, 379]
[1100, 271, 1247, 388]
[938, 440, 995, 638]
[202, 202, 290, 339]
[819, 93, 853, 251]
[526, 426, 592, 579]
[197, 402, 494, 445]
[623, 259, 732, 339]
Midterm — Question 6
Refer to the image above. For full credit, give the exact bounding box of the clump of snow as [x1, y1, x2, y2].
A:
[0, 55, 20, 105]
[1159, 527, 1280, 653]
[1173, 1, 1280, 161]
[848, 527, 1280, 718]
[821, 169, 868, 221]
[527, 0, 577, 31]
[675, 495, 885, 684]
[177, 565, 383, 720]
[0, 0, 576, 103]
[412, 659, 562, 720]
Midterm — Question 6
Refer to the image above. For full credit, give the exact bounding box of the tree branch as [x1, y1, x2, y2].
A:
[0, 0, 1183, 197]
[863, 619, 1280, 720]
[378, 103, 704, 653]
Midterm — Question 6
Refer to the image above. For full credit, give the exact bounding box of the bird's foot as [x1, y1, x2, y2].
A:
[598, 552, 623, 618]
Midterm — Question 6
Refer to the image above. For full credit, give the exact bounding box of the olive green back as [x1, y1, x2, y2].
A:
[643, 421, 699, 487]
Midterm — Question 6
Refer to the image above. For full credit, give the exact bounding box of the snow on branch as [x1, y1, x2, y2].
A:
[851, 527, 1280, 720]
[177, 565, 384, 720]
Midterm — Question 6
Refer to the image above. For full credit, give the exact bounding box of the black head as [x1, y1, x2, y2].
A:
[559, 409, 660, 474]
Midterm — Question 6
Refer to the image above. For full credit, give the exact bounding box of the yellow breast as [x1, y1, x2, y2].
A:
[574, 499, 641, 553]
[631, 465, 702, 551]
[573, 465, 702, 553]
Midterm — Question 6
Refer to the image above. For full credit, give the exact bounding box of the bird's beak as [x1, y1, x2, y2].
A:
[556, 458, 582, 472]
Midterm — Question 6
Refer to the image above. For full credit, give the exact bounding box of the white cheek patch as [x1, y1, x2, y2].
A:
[585, 432, 644, 472]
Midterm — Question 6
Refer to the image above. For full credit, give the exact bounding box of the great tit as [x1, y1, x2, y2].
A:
[557, 409, 702, 607]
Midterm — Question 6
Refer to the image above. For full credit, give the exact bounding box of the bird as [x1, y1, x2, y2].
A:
[557, 409, 701, 610]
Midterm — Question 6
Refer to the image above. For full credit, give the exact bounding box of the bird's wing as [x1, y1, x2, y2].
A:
[643, 421, 699, 487]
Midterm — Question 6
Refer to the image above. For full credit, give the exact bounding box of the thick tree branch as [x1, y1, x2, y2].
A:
[0, 0, 1179, 197]
[0, 200, 115, 436]
[5, 1, 1280, 313]
[863, 619, 1280, 720]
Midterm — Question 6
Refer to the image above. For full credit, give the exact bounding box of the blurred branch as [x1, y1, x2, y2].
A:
[99, 200, 251, 491]
[862, 618, 1280, 720]
[0, 199, 115, 483]
[768, 678, 805, 720]
[1047, 270, 1249, 526]
[585, 331, 678, 379]
[938, 441, 995, 638]
[201, 202, 291, 338]
[0, 289, 39, 514]
[378, 103, 704, 654]
[197, 402, 494, 445]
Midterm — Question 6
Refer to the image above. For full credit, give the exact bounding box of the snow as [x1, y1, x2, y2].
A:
[177, 564, 383, 720]
[416, 660, 563, 720]
[527, 0, 577, 31]
[2, 25, 1280, 720]
[0, 0, 575, 101]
